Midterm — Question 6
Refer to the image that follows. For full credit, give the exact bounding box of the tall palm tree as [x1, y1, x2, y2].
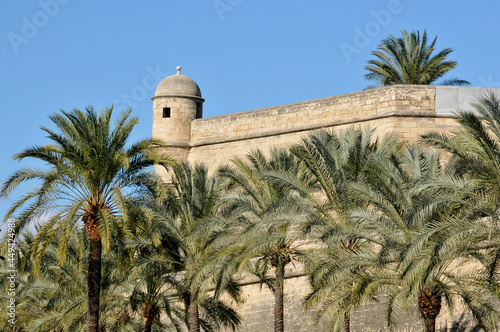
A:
[0, 106, 169, 332]
[348, 145, 499, 332]
[0, 225, 133, 332]
[145, 161, 241, 332]
[0, 227, 85, 331]
[302, 235, 395, 332]
[423, 91, 500, 307]
[423, 92, 500, 211]
[120, 203, 191, 332]
[364, 29, 469, 86]
[282, 127, 387, 332]
[126, 253, 185, 332]
[218, 148, 309, 332]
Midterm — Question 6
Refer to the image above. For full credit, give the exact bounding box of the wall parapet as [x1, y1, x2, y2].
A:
[191, 85, 436, 146]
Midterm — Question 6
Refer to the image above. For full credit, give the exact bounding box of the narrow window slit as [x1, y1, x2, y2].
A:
[163, 107, 171, 118]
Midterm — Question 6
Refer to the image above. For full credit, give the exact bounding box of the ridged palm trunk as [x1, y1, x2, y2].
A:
[143, 303, 160, 332]
[342, 241, 355, 332]
[274, 263, 285, 332]
[143, 316, 154, 332]
[189, 293, 200, 332]
[342, 314, 350, 332]
[417, 288, 441, 332]
[85, 216, 102, 332]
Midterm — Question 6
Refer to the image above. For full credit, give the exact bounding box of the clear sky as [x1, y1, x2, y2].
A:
[1, 1, 500, 225]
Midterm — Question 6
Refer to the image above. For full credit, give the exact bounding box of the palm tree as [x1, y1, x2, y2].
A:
[218, 148, 309, 332]
[423, 92, 500, 212]
[0, 228, 83, 331]
[348, 144, 499, 331]
[282, 127, 386, 332]
[119, 204, 190, 332]
[0, 226, 131, 332]
[126, 254, 185, 332]
[423, 91, 500, 310]
[365, 29, 469, 86]
[0, 106, 169, 332]
[145, 161, 241, 332]
[303, 236, 395, 332]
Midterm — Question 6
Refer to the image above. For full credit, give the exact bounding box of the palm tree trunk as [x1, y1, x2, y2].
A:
[417, 288, 441, 332]
[342, 313, 350, 332]
[143, 305, 158, 332]
[86, 218, 102, 332]
[188, 294, 200, 332]
[274, 263, 285, 332]
[144, 316, 154, 332]
[424, 316, 437, 332]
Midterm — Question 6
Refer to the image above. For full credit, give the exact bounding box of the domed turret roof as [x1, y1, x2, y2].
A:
[154, 66, 202, 99]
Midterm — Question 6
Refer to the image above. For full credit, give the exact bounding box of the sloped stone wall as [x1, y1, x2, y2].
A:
[188, 86, 451, 171]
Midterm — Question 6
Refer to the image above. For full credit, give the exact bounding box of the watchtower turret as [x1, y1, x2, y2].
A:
[152, 66, 204, 178]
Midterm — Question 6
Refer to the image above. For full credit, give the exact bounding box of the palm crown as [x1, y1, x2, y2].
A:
[1, 106, 168, 332]
[365, 29, 469, 86]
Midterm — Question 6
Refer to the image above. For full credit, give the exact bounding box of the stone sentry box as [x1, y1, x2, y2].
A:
[151, 66, 204, 180]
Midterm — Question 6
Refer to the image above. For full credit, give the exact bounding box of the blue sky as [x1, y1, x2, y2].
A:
[1, 1, 500, 226]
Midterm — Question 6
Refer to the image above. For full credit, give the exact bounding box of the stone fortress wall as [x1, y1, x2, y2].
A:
[152, 69, 500, 331]
[186, 85, 499, 169]
[188, 85, 439, 168]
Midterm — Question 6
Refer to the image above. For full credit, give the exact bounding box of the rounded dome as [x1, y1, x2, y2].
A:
[154, 66, 202, 99]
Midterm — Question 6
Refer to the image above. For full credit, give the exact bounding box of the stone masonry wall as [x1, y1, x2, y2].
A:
[188, 85, 447, 170]
[190, 85, 435, 144]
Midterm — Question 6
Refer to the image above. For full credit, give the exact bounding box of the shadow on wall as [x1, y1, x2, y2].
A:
[439, 313, 484, 332]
